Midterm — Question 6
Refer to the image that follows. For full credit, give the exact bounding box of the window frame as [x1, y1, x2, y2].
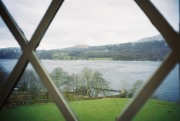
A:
[0, 0, 179, 121]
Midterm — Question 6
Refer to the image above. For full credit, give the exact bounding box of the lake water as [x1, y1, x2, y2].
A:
[0, 59, 179, 102]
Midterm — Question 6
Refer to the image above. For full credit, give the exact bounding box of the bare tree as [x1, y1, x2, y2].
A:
[81, 67, 93, 97]
[92, 71, 110, 97]
[70, 73, 80, 93]
[81, 68, 110, 97]
[29, 71, 40, 100]
[0, 65, 7, 90]
[50, 67, 70, 91]
[0, 65, 4, 82]
[120, 81, 129, 98]
[131, 80, 143, 97]
[17, 69, 41, 101]
[39, 81, 49, 99]
[18, 70, 31, 92]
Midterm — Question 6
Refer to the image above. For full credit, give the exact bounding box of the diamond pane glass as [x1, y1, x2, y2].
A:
[133, 64, 180, 121]
[0, 63, 65, 121]
[2, 0, 51, 41]
[36, 0, 172, 120]
[150, 0, 179, 32]
[0, 17, 22, 91]
[1, 0, 179, 120]
[37, 0, 160, 50]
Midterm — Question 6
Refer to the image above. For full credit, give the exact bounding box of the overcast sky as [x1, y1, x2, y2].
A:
[0, 0, 178, 50]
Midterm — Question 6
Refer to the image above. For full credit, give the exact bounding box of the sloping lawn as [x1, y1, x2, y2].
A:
[0, 103, 65, 121]
[0, 98, 179, 121]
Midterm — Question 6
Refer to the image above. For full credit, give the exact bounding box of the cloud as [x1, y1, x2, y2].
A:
[1, 0, 51, 40]
[0, 0, 178, 49]
[0, 17, 20, 48]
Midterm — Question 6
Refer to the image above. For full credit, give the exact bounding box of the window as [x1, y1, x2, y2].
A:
[0, 0, 179, 121]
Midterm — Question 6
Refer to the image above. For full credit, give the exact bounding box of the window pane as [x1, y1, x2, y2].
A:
[1, 0, 177, 121]
[2, 0, 51, 41]
[0, 17, 22, 90]
[133, 64, 180, 121]
[0, 63, 65, 121]
[36, 0, 171, 120]
[150, 0, 179, 32]
[37, 0, 160, 50]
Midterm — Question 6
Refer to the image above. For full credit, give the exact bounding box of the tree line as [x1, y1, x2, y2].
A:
[0, 40, 169, 61]
[37, 41, 169, 61]
[6, 67, 110, 105]
[0, 64, 144, 106]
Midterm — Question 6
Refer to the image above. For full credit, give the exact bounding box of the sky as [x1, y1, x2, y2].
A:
[0, 0, 179, 50]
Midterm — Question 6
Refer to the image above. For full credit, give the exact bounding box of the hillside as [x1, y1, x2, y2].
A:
[0, 35, 170, 61]
[0, 47, 21, 59]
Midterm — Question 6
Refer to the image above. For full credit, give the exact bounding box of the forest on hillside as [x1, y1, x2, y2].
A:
[0, 40, 170, 61]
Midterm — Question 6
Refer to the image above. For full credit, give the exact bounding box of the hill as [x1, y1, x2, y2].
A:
[69, 44, 90, 49]
[0, 47, 21, 59]
[0, 35, 170, 61]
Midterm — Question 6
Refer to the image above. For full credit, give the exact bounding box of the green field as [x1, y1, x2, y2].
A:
[0, 98, 179, 121]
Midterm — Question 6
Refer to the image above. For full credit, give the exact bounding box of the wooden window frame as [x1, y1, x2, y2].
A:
[0, 0, 179, 121]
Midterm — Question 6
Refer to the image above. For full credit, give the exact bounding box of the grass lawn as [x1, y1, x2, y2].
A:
[0, 98, 179, 121]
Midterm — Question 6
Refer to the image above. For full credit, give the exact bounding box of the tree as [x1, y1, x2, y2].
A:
[81, 68, 110, 97]
[76, 85, 87, 96]
[131, 80, 143, 97]
[18, 69, 41, 101]
[50, 67, 70, 91]
[71, 74, 76, 92]
[92, 71, 110, 97]
[68, 73, 80, 93]
[81, 67, 93, 97]
[0, 65, 7, 90]
[29, 71, 40, 100]
[0, 65, 7, 83]
[120, 81, 129, 98]
[39, 80, 49, 99]
[18, 70, 31, 91]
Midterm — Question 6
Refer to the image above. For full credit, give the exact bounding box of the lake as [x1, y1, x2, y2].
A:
[0, 59, 179, 102]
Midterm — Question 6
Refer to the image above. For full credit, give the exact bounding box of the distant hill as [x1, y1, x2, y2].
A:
[0, 35, 170, 61]
[138, 34, 164, 42]
[69, 44, 90, 49]
[0, 47, 21, 59]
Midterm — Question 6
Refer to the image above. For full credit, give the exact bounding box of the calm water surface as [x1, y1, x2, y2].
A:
[0, 59, 179, 102]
